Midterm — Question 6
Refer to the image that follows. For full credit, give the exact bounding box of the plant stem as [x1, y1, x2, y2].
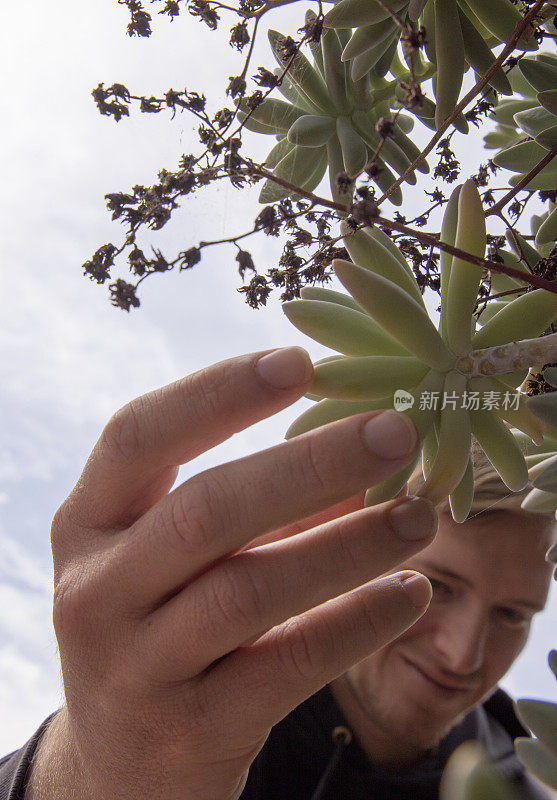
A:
[241, 165, 557, 293]
[374, 215, 557, 293]
[457, 332, 557, 378]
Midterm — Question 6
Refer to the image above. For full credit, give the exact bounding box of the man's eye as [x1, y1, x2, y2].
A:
[429, 578, 449, 597]
[497, 608, 530, 626]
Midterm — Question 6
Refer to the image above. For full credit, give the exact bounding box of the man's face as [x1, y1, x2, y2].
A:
[343, 509, 554, 753]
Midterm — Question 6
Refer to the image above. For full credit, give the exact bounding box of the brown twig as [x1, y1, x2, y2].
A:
[238, 159, 557, 292]
[487, 148, 557, 216]
[354, 107, 404, 181]
[238, 15, 261, 81]
[375, 215, 557, 293]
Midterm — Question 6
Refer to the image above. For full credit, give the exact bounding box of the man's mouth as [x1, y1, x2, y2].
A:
[401, 655, 474, 695]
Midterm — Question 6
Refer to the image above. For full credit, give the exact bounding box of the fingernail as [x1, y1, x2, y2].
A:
[388, 497, 438, 541]
[256, 347, 313, 389]
[363, 410, 417, 459]
[400, 572, 432, 610]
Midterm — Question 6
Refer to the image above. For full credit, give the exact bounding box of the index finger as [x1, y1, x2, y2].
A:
[54, 348, 313, 535]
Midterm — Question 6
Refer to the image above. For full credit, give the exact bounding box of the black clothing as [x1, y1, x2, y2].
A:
[0, 689, 550, 800]
[240, 687, 550, 800]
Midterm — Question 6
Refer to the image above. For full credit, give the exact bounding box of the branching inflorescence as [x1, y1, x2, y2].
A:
[87, 0, 555, 315]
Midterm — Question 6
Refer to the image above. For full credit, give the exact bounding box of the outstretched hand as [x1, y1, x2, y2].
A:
[27, 348, 437, 800]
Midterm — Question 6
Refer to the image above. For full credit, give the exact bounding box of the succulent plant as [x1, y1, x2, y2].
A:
[437, 373, 557, 798]
[514, 651, 557, 793]
[323, 0, 527, 130]
[440, 740, 524, 799]
[282, 179, 557, 520]
[230, 0, 557, 524]
[518, 381, 557, 517]
[487, 53, 557, 167]
[238, 14, 432, 206]
[509, 376, 557, 795]
[485, 53, 557, 254]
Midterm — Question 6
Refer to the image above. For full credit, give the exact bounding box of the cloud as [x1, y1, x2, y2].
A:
[0, 529, 61, 753]
[0, 643, 62, 754]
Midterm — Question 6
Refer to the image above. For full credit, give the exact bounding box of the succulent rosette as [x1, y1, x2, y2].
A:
[282, 179, 557, 521]
[323, 0, 528, 130]
[238, 13, 432, 206]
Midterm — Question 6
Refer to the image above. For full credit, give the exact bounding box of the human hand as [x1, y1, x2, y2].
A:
[27, 348, 437, 800]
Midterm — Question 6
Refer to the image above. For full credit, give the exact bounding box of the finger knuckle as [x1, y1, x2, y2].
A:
[52, 568, 93, 639]
[208, 565, 260, 631]
[353, 590, 381, 646]
[187, 362, 234, 423]
[50, 499, 91, 566]
[102, 398, 146, 462]
[53, 565, 125, 683]
[297, 435, 332, 495]
[173, 469, 240, 557]
[275, 617, 328, 681]
[330, 516, 362, 573]
[168, 476, 219, 556]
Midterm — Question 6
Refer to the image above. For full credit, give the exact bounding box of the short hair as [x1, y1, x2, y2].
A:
[406, 436, 557, 522]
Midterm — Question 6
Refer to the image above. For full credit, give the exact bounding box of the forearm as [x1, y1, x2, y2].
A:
[25, 711, 91, 800]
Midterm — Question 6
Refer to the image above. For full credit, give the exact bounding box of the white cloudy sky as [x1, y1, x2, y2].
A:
[0, 0, 555, 755]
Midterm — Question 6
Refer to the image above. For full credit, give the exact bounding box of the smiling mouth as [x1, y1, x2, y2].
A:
[401, 656, 472, 695]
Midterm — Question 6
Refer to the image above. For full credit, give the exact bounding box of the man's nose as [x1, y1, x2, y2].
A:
[433, 607, 487, 676]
